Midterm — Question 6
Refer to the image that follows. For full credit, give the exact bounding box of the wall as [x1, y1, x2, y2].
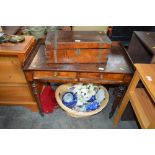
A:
[73, 26, 108, 33]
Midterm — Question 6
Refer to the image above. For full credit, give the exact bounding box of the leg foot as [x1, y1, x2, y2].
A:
[109, 85, 126, 118]
[31, 81, 44, 116]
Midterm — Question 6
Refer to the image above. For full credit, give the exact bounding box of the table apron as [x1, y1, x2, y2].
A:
[24, 71, 132, 84]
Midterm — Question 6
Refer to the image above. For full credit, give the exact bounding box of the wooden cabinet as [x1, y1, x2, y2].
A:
[0, 36, 38, 111]
[127, 31, 155, 64]
[114, 64, 155, 128]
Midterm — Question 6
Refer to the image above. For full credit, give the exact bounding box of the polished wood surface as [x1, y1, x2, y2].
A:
[24, 42, 133, 85]
[0, 36, 35, 54]
[0, 56, 27, 83]
[45, 31, 112, 49]
[135, 64, 155, 102]
[114, 64, 155, 128]
[45, 31, 111, 64]
[0, 36, 37, 112]
[0, 36, 35, 63]
[24, 43, 132, 74]
[129, 88, 155, 128]
[46, 49, 110, 63]
[0, 83, 37, 112]
[0, 83, 35, 104]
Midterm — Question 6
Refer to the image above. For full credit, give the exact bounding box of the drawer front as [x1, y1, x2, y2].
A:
[101, 74, 125, 81]
[0, 56, 27, 83]
[0, 83, 35, 105]
[32, 71, 127, 84]
[79, 73, 124, 81]
[79, 72, 101, 79]
[33, 71, 78, 82]
[79, 73, 125, 84]
[46, 49, 110, 63]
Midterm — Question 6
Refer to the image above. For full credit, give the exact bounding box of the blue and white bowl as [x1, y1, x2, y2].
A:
[62, 92, 77, 108]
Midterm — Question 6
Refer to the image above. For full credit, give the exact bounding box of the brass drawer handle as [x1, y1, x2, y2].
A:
[75, 49, 80, 56]
[100, 74, 104, 79]
[53, 72, 58, 76]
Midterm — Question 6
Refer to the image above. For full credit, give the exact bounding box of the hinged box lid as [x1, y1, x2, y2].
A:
[45, 31, 112, 50]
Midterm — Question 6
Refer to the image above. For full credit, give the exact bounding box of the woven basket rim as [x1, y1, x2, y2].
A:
[55, 83, 109, 117]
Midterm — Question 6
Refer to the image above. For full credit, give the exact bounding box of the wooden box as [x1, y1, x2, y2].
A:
[45, 31, 112, 64]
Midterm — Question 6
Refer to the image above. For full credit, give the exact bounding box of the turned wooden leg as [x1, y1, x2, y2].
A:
[109, 86, 126, 118]
[31, 81, 44, 116]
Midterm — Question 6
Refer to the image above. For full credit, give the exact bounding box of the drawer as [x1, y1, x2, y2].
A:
[33, 71, 127, 84]
[79, 73, 125, 84]
[79, 73, 124, 81]
[101, 74, 125, 81]
[0, 56, 27, 83]
[0, 83, 35, 105]
[79, 72, 101, 79]
[33, 71, 78, 82]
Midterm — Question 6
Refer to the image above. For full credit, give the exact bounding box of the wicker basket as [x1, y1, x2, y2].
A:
[55, 83, 109, 118]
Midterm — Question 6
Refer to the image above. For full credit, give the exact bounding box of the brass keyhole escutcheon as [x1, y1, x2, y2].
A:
[54, 72, 58, 77]
[75, 49, 80, 56]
